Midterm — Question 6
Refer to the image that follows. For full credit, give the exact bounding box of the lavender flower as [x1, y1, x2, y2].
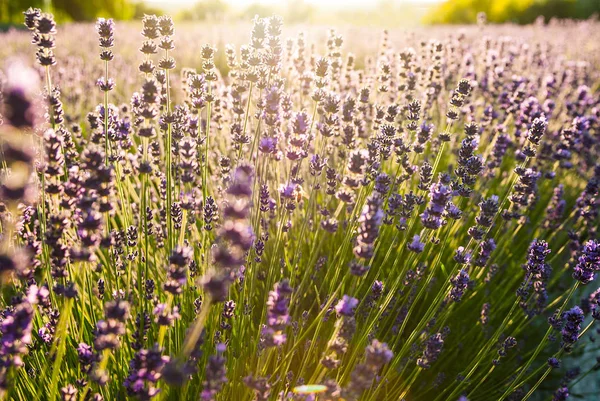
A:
[353, 193, 383, 260]
[335, 295, 359, 317]
[408, 235, 425, 253]
[1, 60, 41, 128]
[551, 386, 569, 401]
[450, 270, 470, 302]
[201, 343, 227, 401]
[572, 240, 600, 284]
[96, 18, 115, 62]
[518, 239, 552, 316]
[204, 165, 254, 302]
[164, 245, 193, 295]
[561, 306, 584, 345]
[421, 182, 454, 230]
[262, 280, 293, 347]
[523, 116, 547, 157]
[344, 340, 393, 398]
[417, 332, 446, 369]
[124, 345, 169, 400]
[0, 286, 40, 388]
[94, 300, 130, 351]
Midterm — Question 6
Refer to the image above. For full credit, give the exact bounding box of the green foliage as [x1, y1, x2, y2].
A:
[280, 0, 314, 24]
[237, 3, 274, 20]
[177, 0, 314, 24]
[54, 0, 133, 21]
[426, 0, 600, 24]
[132, 1, 163, 20]
[0, 0, 134, 23]
[327, 0, 429, 27]
[177, 0, 228, 22]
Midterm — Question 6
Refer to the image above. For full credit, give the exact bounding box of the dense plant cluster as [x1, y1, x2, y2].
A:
[426, 0, 600, 25]
[0, 8, 600, 401]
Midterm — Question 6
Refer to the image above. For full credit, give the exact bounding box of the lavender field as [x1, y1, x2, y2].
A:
[0, 9, 600, 401]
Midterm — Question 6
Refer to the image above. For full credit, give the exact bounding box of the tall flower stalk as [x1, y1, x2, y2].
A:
[158, 16, 175, 253]
[96, 18, 115, 166]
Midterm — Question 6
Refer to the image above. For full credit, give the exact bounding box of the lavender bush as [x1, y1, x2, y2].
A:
[0, 9, 599, 401]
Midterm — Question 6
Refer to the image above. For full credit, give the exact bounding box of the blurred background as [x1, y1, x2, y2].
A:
[0, 0, 599, 27]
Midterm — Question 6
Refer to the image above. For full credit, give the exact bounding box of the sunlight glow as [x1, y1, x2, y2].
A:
[144, 0, 440, 7]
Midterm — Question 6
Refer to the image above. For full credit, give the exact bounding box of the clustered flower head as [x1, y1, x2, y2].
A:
[335, 295, 359, 317]
[0, 286, 43, 388]
[203, 165, 255, 302]
[417, 330, 448, 369]
[343, 340, 393, 398]
[96, 18, 115, 59]
[572, 240, 600, 284]
[517, 239, 552, 316]
[421, 182, 454, 230]
[261, 280, 293, 347]
[561, 306, 584, 346]
[96, 18, 116, 92]
[0, 60, 39, 246]
[94, 299, 130, 351]
[124, 345, 169, 399]
[201, 343, 227, 401]
[450, 269, 471, 302]
[23, 8, 57, 67]
[352, 193, 383, 266]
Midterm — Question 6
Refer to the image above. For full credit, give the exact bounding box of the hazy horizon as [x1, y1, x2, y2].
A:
[143, 0, 442, 8]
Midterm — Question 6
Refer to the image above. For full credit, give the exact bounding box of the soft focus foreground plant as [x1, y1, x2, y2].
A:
[0, 8, 599, 401]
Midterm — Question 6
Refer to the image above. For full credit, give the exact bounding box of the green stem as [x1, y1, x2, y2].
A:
[164, 50, 173, 255]
[202, 83, 212, 203]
